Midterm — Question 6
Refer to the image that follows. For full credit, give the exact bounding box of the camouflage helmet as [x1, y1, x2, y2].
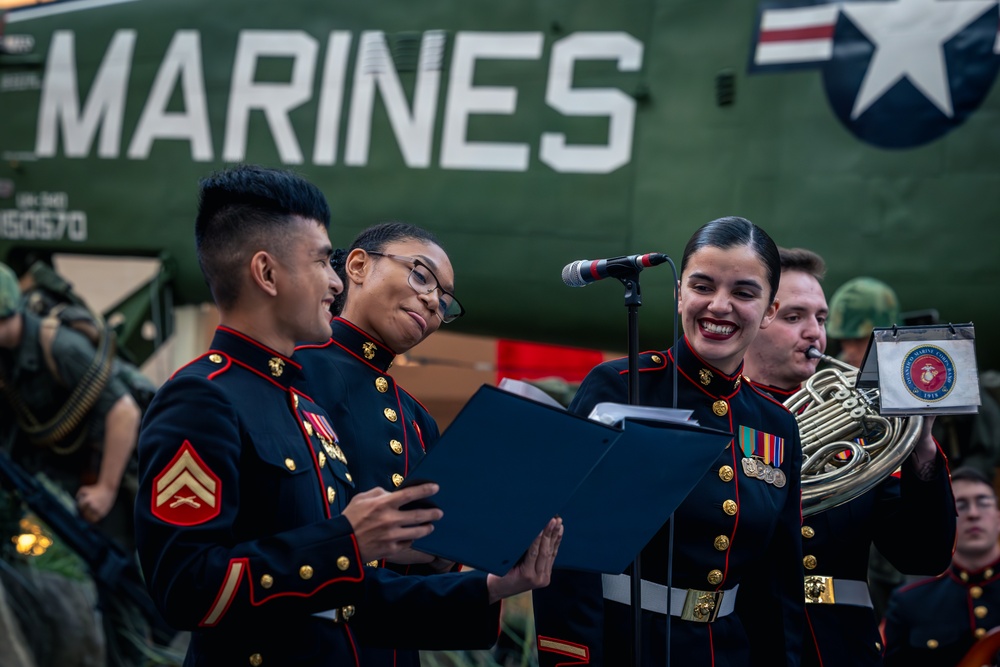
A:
[0, 262, 21, 319]
[826, 277, 900, 339]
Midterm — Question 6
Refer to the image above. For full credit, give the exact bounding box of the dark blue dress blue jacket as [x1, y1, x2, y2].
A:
[135, 327, 499, 667]
[533, 336, 805, 667]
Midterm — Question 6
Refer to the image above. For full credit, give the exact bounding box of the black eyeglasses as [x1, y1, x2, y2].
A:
[368, 252, 465, 323]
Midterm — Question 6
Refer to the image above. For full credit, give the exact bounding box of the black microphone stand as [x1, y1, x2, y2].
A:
[614, 269, 643, 667]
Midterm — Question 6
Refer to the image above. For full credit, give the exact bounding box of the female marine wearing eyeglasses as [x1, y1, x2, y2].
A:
[294, 223, 467, 665]
[294, 222, 461, 531]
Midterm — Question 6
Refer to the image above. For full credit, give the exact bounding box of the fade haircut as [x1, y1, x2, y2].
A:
[195, 165, 331, 310]
[331, 222, 443, 316]
[681, 216, 781, 301]
[779, 247, 827, 281]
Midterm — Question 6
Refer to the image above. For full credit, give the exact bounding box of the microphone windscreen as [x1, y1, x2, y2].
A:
[562, 261, 586, 287]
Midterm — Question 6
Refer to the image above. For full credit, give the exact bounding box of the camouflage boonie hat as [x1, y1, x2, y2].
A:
[0, 262, 21, 319]
[826, 277, 900, 339]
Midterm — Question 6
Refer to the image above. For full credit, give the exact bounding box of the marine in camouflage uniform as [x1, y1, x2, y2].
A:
[0, 262, 141, 547]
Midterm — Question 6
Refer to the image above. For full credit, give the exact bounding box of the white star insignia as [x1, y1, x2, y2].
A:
[841, 0, 997, 119]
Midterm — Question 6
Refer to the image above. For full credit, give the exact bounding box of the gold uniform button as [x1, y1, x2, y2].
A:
[975, 605, 988, 619]
[971, 586, 984, 599]
[209, 354, 223, 364]
[803, 555, 818, 570]
[375, 377, 389, 393]
[346, 472, 353, 483]
[367, 560, 379, 568]
[299, 565, 314, 580]
[714, 535, 730, 551]
[802, 526, 815, 538]
[292, 394, 299, 409]
[926, 639, 939, 649]
[318, 452, 327, 468]
[260, 574, 273, 589]
[712, 400, 728, 417]
[384, 408, 398, 422]
[392, 473, 404, 487]
[390, 440, 403, 455]
[722, 499, 737, 516]
[650, 355, 662, 364]
[284, 458, 296, 471]
[976, 627, 987, 639]
[707, 569, 724, 586]
[249, 653, 263, 666]
[337, 556, 350, 571]
[961, 571, 970, 582]
[875, 641, 882, 652]
[987, 568, 995, 578]
[327, 487, 336, 504]
[719, 466, 734, 482]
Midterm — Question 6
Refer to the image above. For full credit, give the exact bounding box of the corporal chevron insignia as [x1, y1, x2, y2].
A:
[152, 440, 222, 526]
[749, 0, 1000, 148]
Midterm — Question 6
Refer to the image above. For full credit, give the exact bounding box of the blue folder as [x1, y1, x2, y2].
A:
[400, 384, 732, 576]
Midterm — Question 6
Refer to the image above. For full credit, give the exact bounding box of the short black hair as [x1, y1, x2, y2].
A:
[195, 165, 331, 310]
[779, 247, 826, 281]
[952, 466, 996, 490]
[681, 216, 781, 301]
[332, 222, 443, 315]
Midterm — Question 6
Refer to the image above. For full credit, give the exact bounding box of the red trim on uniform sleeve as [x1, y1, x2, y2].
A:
[151, 440, 222, 526]
[199, 557, 248, 627]
[536, 635, 590, 665]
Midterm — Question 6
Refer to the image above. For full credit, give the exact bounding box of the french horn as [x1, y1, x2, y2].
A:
[791, 347, 923, 516]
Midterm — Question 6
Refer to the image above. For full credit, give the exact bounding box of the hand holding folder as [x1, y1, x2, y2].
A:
[398, 384, 733, 575]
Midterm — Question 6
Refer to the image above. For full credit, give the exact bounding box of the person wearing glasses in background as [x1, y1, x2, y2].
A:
[295, 222, 466, 667]
[883, 466, 1000, 667]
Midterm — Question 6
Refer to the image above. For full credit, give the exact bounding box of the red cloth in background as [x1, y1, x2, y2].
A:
[495, 339, 603, 385]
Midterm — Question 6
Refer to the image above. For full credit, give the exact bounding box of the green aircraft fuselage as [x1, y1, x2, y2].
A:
[1, 0, 998, 368]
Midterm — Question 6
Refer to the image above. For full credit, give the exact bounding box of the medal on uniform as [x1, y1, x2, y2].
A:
[303, 411, 347, 463]
[739, 425, 786, 486]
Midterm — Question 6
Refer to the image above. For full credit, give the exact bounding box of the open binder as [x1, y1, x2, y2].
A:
[399, 384, 732, 576]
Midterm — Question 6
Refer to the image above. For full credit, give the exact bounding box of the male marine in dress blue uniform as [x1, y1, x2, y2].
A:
[135, 327, 501, 666]
[533, 337, 805, 667]
[751, 382, 955, 666]
[883, 467, 1000, 667]
[883, 556, 1000, 667]
[742, 249, 955, 666]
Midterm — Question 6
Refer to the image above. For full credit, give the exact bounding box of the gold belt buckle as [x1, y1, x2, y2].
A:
[804, 576, 835, 604]
[681, 589, 723, 622]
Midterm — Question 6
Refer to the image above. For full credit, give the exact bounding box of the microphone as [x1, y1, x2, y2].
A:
[561, 253, 669, 287]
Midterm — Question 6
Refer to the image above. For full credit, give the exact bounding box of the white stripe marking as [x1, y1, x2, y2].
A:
[756, 40, 834, 65]
[761, 5, 841, 32]
[7, 0, 148, 23]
